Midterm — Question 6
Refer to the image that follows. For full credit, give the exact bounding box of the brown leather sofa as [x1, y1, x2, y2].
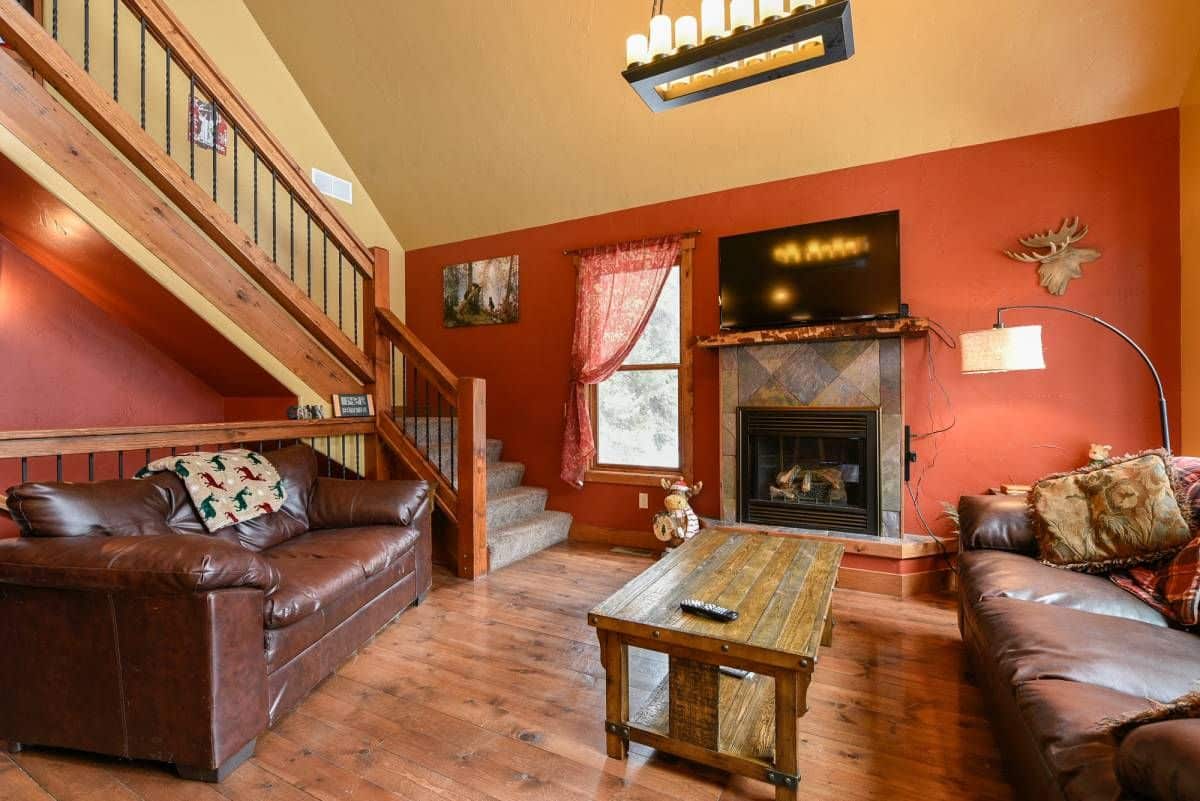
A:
[0, 443, 431, 781]
[958, 494, 1200, 801]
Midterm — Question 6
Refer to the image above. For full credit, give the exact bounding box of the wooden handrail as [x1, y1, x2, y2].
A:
[122, 0, 373, 279]
[376, 308, 459, 401]
[0, 419, 374, 459]
[0, 5, 373, 382]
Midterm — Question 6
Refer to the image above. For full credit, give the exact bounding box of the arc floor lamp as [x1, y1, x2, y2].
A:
[959, 305, 1171, 452]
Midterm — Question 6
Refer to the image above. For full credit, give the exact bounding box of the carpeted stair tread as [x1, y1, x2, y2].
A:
[488, 511, 573, 572]
[486, 486, 549, 530]
[486, 461, 525, 495]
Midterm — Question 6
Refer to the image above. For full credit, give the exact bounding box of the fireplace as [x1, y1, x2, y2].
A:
[737, 407, 880, 535]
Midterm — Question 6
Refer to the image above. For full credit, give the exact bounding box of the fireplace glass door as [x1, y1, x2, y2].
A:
[738, 408, 879, 535]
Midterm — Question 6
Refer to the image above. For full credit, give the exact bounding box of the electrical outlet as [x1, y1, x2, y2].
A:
[638, 492, 649, 509]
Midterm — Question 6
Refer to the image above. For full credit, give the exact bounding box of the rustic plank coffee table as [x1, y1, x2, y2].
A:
[588, 528, 842, 801]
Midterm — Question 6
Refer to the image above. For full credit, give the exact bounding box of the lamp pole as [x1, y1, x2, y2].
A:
[993, 305, 1171, 453]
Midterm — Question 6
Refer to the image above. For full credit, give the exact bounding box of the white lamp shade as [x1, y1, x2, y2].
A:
[675, 16, 699, 48]
[649, 14, 673, 57]
[701, 0, 725, 39]
[960, 325, 1047, 374]
[626, 33, 649, 66]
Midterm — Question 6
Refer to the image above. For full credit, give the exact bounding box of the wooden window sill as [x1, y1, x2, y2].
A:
[584, 468, 683, 487]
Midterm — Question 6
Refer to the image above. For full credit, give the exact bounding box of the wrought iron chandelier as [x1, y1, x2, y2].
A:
[623, 0, 854, 111]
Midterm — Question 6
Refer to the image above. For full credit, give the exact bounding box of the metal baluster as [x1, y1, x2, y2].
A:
[340, 437, 347, 479]
[56, 455, 63, 482]
[138, 17, 146, 128]
[51, 0, 58, 40]
[118, 451, 124, 479]
[423, 377, 430, 458]
[233, 128, 239, 222]
[337, 251, 344, 330]
[165, 48, 171, 155]
[450, 399, 456, 487]
[211, 102, 219, 201]
[391, 344, 397, 419]
[252, 151, 258, 243]
[111, 0, 117, 100]
[88, 452, 95, 481]
[289, 195, 295, 280]
[437, 392, 443, 476]
[356, 436, 361, 479]
[352, 271, 359, 345]
[188, 74, 195, 179]
[83, 0, 90, 72]
[271, 171, 277, 263]
[144, 448, 150, 469]
[20, 457, 27, 483]
[325, 437, 332, 477]
[171, 447, 177, 456]
[306, 215, 312, 296]
[322, 230, 328, 313]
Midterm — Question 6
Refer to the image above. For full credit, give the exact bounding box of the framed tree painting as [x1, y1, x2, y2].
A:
[443, 255, 519, 328]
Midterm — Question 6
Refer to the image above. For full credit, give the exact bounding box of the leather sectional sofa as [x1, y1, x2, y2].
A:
[958, 494, 1200, 801]
[0, 443, 431, 781]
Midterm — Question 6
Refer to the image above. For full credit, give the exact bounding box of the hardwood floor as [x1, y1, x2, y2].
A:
[0, 542, 1015, 801]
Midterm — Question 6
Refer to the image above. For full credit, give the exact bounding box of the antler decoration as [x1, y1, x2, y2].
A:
[1004, 217, 1100, 296]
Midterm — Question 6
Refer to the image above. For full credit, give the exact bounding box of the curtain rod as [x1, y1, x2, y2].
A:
[562, 229, 701, 257]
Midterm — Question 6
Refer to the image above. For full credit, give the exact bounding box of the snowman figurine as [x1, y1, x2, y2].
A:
[653, 478, 703, 551]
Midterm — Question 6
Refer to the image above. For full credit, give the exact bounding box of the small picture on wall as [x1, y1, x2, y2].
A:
[443, 255, 519, 328]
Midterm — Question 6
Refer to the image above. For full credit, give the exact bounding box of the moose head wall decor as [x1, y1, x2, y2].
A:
[1004, 217, 1101, 296]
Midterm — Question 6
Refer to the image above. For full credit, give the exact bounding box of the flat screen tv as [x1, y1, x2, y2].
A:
[718, 210, 901, 330]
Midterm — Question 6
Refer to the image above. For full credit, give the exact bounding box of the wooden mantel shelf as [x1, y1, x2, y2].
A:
[694, 317, 930, 349]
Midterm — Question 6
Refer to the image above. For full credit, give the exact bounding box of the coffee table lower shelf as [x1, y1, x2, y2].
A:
[619, 670, 797, 790]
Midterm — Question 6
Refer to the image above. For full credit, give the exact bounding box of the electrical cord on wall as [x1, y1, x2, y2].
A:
[904, 318, 960, 576]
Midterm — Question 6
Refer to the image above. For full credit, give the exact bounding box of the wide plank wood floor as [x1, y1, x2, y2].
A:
[0, 542, 1015, 801]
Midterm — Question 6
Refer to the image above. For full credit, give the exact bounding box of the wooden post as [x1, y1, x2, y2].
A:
[456, 376, 487, 578]
[363, 247, 391, 480]
[601, 631, 629, 759]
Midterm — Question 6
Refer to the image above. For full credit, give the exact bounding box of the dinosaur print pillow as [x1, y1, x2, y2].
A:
[138, 448, 287, 532]
[1029, 450, 1191, 573]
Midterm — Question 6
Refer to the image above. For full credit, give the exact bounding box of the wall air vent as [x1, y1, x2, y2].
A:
[311, 167, 353, 204]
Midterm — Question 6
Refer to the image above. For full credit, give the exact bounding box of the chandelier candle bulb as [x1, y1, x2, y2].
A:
[674, 16, 699, 49]
[760, 0, 786, 21]
[625, 33, 649, 66]
[648, 14, 673, 58]
[730, 0, 755, 31]
[701, 0, 725, 40]
[789, 0, 815, 12]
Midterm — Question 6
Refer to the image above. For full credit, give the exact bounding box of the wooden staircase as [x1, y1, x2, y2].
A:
[0, 0, 490, 577]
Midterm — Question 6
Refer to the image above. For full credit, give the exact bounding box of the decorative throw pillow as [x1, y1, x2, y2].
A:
[1030, 450, 1191, 573]
[1101, 689, 1200, 740]
[1111, 536, 1200, 627]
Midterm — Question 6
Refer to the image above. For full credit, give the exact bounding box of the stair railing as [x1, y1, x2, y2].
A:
[0, 418, 377, 524]
[0, 0, 374, 382]
[374, 308, 488, 579]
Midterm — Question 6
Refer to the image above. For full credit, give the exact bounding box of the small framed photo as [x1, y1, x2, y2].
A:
[331, 393, 375, 418]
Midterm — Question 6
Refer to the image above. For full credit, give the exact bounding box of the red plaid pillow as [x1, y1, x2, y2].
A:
[1111, 536, 1200, 627]
[1173, 456, 1200, 529]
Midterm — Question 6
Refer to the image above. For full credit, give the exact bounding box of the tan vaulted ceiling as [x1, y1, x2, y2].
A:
[244, 0, 1200, 250]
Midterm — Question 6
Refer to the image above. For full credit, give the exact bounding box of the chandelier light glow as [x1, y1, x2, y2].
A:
[623, 0, 854, 111]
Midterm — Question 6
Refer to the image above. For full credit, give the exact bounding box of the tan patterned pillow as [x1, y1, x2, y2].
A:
[1030, 450, 1191, 573]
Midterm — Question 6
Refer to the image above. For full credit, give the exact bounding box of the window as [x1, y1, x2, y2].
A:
[587, 243, 693, 484]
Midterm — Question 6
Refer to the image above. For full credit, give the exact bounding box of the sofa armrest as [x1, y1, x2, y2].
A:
[958, 495, 1037, 554]
[308, 478, 431, 530]
[0, 534, 279, 595]
[1117, 719, 1200, 801]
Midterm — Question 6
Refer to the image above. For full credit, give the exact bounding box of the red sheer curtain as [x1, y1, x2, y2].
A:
[560, 235, 682, 487]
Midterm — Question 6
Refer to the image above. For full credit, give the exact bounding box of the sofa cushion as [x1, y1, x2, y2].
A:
[262, 525, 418, 629]
[959, 550, 1168, 627]
[226, 444, 317, 551]
[1014, 680, 1152, 801]
[6, 473, 201, 538]
[268, 526, 419, 579]
[265, 546, 417, 670]
[973, 596, 1200, 702]
[1030, 451, 1191, 572]
[958, 494, 1038, 554]
[1116, 719, 1200, 801]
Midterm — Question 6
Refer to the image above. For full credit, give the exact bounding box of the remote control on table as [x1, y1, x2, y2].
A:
[680, 598, 739, 622]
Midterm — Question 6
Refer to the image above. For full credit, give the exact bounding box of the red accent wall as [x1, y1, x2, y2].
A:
[404, 111, 1181, 538]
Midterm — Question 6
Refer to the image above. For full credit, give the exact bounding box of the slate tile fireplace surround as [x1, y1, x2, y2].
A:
[719, 338, 903, 538]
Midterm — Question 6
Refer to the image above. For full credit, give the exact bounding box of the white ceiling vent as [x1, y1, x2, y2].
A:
[311, 167, 353, 204]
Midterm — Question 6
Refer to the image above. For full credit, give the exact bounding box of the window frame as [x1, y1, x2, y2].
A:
[583, 239, 694, 487]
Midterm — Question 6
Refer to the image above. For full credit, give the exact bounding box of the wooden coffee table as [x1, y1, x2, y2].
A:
[588, 528, 842, 801]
